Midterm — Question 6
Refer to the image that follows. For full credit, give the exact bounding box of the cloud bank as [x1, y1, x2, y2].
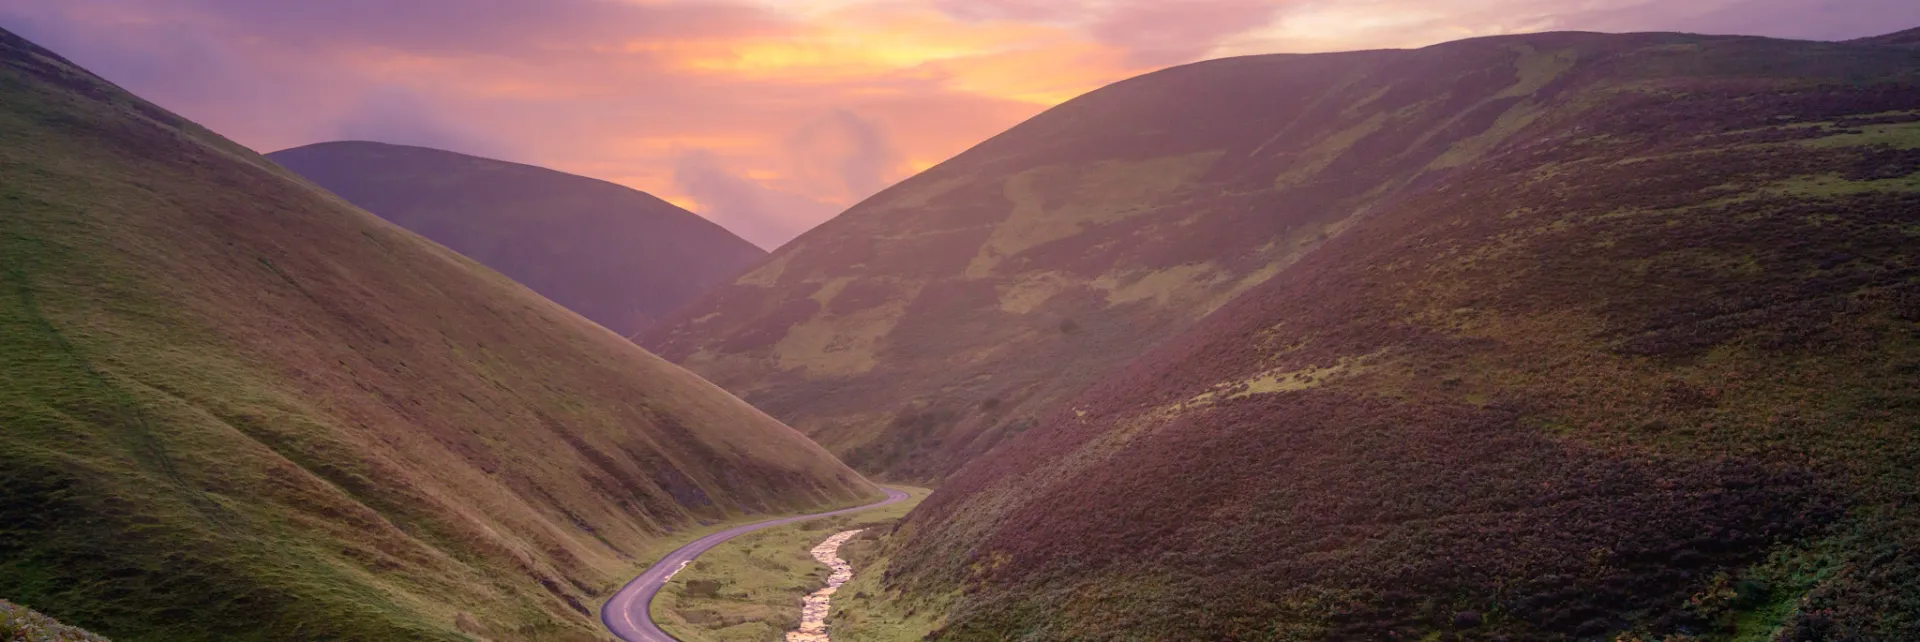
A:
[2, 0, 1913, 248]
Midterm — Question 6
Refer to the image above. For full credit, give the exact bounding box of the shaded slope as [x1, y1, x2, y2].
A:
[269, 141, 765, 337]
[647, 30, 1717, 480]
[0, 28, 874, 642]
[882, 31, 1920, 640]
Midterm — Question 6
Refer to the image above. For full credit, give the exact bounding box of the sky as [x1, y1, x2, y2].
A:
[3, 0, 1916, 249]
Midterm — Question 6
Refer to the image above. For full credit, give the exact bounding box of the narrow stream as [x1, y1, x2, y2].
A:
[785, 529, 865, 642]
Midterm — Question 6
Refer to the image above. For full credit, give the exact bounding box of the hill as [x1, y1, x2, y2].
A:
[0, 27, 874, 642]
[649, 26, 1786, 481]
[1855, 26, 1920, 47]
[880, 30, 1920, 640]
[269, 141, 765, 337]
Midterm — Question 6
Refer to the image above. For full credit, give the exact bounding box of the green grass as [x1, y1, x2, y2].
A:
[651, 487, 930, 642]
[1798, 118, 1920, 150]
[825, 532, 951, 642]
[1613, 536, 1847, 642]
[968, 151, 1221, 276]
[1764, 173, 1920, 197]
[593, 489, 907, 624]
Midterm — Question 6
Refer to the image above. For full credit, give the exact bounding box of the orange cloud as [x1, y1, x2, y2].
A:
[629, 3, 1137, 105]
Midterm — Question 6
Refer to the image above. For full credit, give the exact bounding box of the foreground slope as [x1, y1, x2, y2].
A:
[2, 599, 110, 642]
[0, 29, 874, 642]
[881, 31, 1920, 640]
[269, 141, 766, 337]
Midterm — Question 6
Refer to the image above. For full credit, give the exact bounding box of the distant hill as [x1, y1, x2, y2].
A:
[1855, 26, 1920, 46]
[885, 30, 1920, 640]
[0, 27, 872, 642]
[269, 141, 765, 337]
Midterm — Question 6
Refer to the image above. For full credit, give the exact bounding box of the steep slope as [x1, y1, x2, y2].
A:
[0, 28, 874, 642]
[647, 28, 1716, 480]
[269, 141, 766, 337]
[884, 31, 1920, 641]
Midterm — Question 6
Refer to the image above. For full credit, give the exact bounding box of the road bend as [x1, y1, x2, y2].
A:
[601, 488, 912, 642]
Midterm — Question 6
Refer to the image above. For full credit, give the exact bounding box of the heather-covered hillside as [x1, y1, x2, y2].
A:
[270, 141, 765, 337]
[879, 31, 1920, 640]
[0, 28, 873, 642]
[650, 31, 1671, 480]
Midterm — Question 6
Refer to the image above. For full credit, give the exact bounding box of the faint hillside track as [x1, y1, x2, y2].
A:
[1, 233, 224, 523]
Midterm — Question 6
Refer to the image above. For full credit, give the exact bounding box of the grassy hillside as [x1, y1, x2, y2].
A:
[878, 31, 1920, 640]
[269, 141, 766, 337]
[0, 28, 875, 641]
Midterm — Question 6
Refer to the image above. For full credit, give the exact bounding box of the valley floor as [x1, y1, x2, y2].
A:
[648, 487, 929, 642]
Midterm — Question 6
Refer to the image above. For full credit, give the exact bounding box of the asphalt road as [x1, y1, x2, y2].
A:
[601, 488, 913, 642]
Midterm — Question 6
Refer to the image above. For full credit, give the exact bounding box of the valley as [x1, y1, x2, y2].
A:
[3, 7, 1920, 642]
[0, 27, 875, 642]
[601, 488, 910, 642]
[645, 487, 928, 642]
[655, 25, 1920, 642]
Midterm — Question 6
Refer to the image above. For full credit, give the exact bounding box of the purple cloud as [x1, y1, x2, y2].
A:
[933, 0, 1288, 65]
[674, 150, 839, 251]
[931, 0, 1089, 22]
[5, 0, 1915, 252]
[1092, 0, 1288, 65]
[784, 109, 907, 201]
[42, 0, 783, 55]
[327, 87, 511, 160]
[1668, 0, 1920, 41]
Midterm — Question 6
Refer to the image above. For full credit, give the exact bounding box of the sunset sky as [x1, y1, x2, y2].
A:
[4, 0, 1915, 248]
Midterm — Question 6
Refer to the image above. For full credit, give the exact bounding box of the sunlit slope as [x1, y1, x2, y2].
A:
[269, 141, 766, 337]
[0, 28, 874, 642]
[888, 31, 1920, 641]
[646, 30, 1839, 480]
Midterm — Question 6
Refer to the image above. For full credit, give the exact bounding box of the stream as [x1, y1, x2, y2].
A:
[785, 529, 865, 642]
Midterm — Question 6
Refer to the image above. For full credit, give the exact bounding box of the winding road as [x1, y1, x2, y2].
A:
[601, 488, 912, 642]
